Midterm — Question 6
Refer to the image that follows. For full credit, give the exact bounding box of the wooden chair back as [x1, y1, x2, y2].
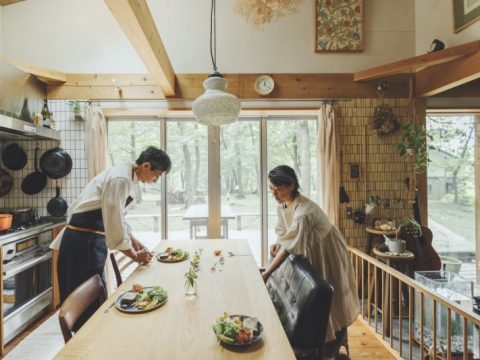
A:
[110, 251, 136, 287]
[58, 274, 107, 343]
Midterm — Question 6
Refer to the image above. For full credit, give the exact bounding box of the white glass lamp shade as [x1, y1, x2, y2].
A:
[192, 76, 241, 126]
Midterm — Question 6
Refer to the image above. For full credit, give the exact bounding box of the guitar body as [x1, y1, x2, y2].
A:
[408, 193, 442, 272]
[414, 226, 441, 271]
[400, 226, 441, 271]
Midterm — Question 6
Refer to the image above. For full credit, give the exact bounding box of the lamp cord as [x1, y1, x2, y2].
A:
[210, 0, 217, 72]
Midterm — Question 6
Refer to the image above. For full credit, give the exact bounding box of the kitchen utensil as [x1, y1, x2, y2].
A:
[0, 213, 13, 231]
[2, 143, 27, 170]
[1, 207, 36, 226]
[211, 262, 218, 271]
[339, 150, 349, 203]
[47, 182, 68, 217]
[21, 147, 47, 195]
[0, 165, 13, 196]
[40, 147, 72, 179]
[104, 301, 116, 313]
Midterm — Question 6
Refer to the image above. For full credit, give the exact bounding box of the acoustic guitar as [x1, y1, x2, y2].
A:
[402, 194, 441, 272]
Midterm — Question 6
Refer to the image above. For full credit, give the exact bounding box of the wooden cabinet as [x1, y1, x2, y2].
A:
[51, 225, 64, 310]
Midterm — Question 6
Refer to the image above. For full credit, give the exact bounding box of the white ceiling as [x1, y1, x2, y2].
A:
[2, 0, 418, 74]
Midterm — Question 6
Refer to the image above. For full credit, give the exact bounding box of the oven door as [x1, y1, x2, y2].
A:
[2, 250, 53, 343]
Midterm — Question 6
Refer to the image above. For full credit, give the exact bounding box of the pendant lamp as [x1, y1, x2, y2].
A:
[192, 0, 241, 126]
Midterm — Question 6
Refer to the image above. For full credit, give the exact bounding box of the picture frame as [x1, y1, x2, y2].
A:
[452, 0, 480, 32]
[314, 0, 363, 52]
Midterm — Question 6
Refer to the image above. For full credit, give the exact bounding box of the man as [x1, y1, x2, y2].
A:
[51, 146, 171, 328]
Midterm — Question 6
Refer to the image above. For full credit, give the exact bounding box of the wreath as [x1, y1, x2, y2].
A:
[372, 104, 399, 136]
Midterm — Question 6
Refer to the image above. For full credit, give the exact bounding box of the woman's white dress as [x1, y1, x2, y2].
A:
[276, 195, 360, 342]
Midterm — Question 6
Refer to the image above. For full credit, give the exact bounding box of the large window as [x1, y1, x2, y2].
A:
[427, 114, 478, 282]
[108, 115, 318, 265]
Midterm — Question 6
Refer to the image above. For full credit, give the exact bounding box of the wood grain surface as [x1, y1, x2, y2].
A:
[54, 239, 295, 359]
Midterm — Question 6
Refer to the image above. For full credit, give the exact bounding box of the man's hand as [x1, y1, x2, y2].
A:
[270, 243, 281, 258]
[136, 249, 153, 264]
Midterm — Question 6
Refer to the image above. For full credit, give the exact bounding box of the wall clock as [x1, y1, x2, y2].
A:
[254, 75, 275, 96]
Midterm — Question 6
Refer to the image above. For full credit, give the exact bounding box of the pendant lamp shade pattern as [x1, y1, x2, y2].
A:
[193, 74, 241, 126]
[192, 0, 241, 126]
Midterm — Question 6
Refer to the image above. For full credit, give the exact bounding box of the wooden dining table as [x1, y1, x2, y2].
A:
[54, 239, 296, 359]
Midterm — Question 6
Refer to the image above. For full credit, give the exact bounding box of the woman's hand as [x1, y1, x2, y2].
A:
[270, 243, 281, 258]
[262, 270, 271, 283]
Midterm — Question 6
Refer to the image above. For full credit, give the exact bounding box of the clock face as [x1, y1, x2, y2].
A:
[254, 75, 275, 96]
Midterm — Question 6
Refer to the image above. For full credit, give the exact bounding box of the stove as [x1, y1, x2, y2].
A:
[1, 217, 55, 344]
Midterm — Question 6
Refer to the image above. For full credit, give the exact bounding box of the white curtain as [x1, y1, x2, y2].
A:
[85, 104, 109, 180]
[85, 104, 115, 293]
[316, 103, 340, 226]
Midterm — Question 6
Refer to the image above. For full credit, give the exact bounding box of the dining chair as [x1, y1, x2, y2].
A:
[266, 254, 334, 359]
[110, 251, 136, 287]
[58, 274, 107, 343]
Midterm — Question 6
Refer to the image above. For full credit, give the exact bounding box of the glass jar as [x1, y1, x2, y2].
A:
[184, 279, 197, 297]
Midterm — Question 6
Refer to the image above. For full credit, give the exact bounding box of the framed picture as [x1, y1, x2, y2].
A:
[453, 0, 480, 32]
[314, 0, 363, 52]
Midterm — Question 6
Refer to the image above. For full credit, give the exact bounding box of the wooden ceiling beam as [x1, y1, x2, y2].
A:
[104, 0, 175, 96]
[46, 73, 412, 100]
[6, 57, 67, 85]
[354, 40, 480, 82]
[416, 50, 480, 97]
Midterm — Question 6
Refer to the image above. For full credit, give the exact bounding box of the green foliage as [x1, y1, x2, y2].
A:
[396, 122, 434, 173]
[366, 194, 380, 206]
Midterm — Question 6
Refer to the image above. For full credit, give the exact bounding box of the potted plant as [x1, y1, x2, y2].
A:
[365, 194, 380, 215]
[396, 122, 434, 173]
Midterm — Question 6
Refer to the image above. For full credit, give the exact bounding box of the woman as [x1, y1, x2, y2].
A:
[51, 146, 171, 329]
[262, 165, 359, 356]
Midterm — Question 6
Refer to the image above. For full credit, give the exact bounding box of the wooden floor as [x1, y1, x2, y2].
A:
[348, 317, 396, 360]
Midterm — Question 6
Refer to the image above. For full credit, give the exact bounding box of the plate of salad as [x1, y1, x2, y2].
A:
[115, 284, 168, 313]
[156, 247, 189, 263]
[213, 313, 263, 346]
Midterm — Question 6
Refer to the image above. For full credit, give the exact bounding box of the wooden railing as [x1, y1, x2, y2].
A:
[348, 247, 480, 360]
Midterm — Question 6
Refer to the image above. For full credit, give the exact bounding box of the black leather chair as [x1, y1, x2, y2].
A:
[266, 255, 334, 358]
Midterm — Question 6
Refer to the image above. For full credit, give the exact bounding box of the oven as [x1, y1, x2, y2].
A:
[2, 225, 53, 344]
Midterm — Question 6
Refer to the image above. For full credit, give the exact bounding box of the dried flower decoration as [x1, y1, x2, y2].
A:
[234, 0, 305, 28]
[372, 104, 400, 136]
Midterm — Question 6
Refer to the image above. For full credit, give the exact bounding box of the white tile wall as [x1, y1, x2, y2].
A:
[0, 100, 87, 215]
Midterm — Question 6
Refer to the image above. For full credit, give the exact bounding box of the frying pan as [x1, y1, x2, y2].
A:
[21, 147, 47, 195]
[0, 165, 13, 197]
[47, 183, 68, 217]
[40, 147, 72, 179]
[2, 143, 27, 170]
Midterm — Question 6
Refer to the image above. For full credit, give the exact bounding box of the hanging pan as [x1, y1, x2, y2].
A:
[0, 165, 13, 197]
[21, 147, 47, 195]
[47, 183, 68, 217]
[2, 143, 27, 170]
[40, 147, 72, 179]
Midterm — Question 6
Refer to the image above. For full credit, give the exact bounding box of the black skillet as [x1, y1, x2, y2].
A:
[47, 183, 68, 217]
[2, 143, 27, 170]
[21, 147, 47, 195]
[0, 165, 13, 196]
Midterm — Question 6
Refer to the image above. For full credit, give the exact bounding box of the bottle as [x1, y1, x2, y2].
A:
[41, 100, 51, 128]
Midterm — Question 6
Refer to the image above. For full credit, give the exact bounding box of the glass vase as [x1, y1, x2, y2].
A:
[184, 280, 197, 298]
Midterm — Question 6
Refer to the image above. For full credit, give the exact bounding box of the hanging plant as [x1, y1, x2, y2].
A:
[395, 122, 434, 173]
[372, 104, 400, 136]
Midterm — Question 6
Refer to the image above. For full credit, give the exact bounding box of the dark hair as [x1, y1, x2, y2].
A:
[268, 165, 300, 197]
[136, 146, 172, 174]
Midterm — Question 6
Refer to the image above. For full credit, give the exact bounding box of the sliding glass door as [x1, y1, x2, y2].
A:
[108, 115, 317, 265]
